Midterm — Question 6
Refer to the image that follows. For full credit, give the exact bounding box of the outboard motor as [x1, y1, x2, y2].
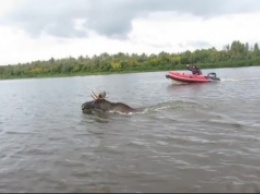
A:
[207, 72, 216, 78]
[207, 72, 220, 81]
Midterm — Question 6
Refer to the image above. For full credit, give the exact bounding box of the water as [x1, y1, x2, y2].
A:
[0, 66, 260, 193]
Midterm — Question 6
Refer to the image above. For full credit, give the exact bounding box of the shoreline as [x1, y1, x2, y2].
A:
[0, 65, 258, 81]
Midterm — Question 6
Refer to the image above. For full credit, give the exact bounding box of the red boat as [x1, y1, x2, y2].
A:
[165, 71, 220, 83]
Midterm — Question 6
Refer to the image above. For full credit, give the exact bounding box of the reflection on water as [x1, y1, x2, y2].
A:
[0, 66, 260, 192]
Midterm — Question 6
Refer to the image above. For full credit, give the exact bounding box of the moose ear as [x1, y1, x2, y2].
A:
[102, 91, 106, 98]
[98, 91, 106, 99]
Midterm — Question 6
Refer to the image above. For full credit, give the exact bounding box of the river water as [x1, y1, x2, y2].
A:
[0, 66, 260, 193]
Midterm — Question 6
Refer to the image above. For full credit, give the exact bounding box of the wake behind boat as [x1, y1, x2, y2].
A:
[165, 71, 220, 84]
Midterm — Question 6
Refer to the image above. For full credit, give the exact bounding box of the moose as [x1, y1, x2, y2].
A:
[81, 91, 143, 114]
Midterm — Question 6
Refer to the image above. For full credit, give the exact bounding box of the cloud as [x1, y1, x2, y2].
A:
[2, 0, 260, 39]
[0, 0, 260, 66]
[0, 10, 260, 65]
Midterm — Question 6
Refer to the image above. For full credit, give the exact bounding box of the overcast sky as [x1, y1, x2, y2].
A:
[0, 0, 260, 65]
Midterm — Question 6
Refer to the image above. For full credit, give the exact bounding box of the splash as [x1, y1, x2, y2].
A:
[169, 80, 189, 85]
[221, 77, 260, 82]
[108, 110, 134, 116]
[135, 100, 201, 115]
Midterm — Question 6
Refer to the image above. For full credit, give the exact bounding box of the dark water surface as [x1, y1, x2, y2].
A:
[0, 66, 260, 193]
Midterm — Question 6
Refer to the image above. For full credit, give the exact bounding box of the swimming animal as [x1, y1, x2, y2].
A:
[81, 91, 143, 114]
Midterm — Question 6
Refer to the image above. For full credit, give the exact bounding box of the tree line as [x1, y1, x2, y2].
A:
[1, 40, 260, 79]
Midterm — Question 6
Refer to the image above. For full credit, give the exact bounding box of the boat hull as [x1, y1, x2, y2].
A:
[166, 71, 220, 83]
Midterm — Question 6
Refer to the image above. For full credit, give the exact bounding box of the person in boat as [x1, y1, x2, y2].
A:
[186, 64, 202, 75]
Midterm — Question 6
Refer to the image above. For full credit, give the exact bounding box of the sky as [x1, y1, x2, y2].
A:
[0, 0, 260, 66]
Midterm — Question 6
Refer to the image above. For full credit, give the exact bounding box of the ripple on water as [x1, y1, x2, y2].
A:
[1, 68, 260, 193]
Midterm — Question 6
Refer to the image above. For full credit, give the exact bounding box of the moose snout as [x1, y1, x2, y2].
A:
[81, 101, 96, 111]
[81, 103, 86, 110]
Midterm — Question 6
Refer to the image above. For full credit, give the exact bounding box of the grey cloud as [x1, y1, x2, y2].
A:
[2, 0, 260, 39]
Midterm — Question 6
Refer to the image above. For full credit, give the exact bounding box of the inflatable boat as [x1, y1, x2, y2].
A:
[165, 71, 220, 83]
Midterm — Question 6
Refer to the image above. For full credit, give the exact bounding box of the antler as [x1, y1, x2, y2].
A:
[91, 90, 98, 100]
